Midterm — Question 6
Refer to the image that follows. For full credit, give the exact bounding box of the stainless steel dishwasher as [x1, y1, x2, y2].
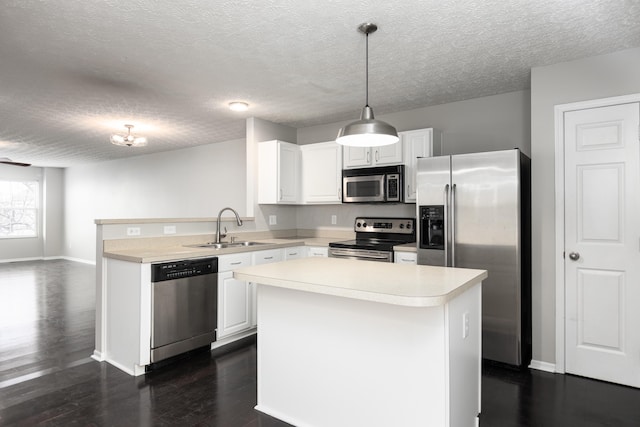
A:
[150, 257, 218, 362]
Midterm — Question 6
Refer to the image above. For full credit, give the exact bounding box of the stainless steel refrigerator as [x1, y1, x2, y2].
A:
[416, 149, 531, 367]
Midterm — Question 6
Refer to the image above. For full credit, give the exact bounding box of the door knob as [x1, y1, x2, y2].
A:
[569, 252, 580, 261]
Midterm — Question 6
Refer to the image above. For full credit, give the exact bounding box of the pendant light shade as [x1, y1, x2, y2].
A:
[336, 23, 399, 147]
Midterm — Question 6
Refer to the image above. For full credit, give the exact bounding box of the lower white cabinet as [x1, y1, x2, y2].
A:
[217, 253, 252, 339]
[250, 249, 284, 327]
[284, 246, 307, 259]
[394, 251, 417, 264]
[307, 246, 328, 257]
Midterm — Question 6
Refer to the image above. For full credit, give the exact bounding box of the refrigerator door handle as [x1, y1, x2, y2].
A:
[451, 183, 457, 267]
[444, 184, 450, 267]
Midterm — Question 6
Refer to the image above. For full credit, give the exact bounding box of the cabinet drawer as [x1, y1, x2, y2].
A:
[394, 251, 417, 264]
[307, 246, 328, 257]
[218, 253, 253, 272]
[252, 249, 284, 265]
[284, 246, 307, 260]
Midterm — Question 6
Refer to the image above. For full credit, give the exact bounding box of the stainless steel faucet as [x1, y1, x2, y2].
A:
[216, 207, 243, 243]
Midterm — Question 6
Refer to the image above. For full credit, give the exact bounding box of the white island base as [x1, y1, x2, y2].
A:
[235, 258, 486, 427]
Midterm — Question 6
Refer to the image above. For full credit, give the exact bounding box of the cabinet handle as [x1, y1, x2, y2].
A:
[231, 261, 242, 265]
[367, 151, 371, 163]
[375, 150, 379, 162]
[264, 256, 273, 260]
[289, 252, 297, 256]
[279, 188, 283, 200]
[407, 184, 410, 195]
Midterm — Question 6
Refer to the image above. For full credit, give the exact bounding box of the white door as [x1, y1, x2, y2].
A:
[278, 143, 299, 202]
[564, 102, 640, 387]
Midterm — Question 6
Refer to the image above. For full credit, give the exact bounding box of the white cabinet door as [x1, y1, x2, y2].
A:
[217, 253, 252, 339]
[284, 246, 307, 259]
[307, 246, 328, 257]
[343, 142, 403, 168]
[343, 146, 371, 168]
[217, 271, 251, 339]
[402, 128, 441, 203]
[394, 251, 417, 264]
[258, 140, 300, 204]
[374, 142, 403, 166]
[301, 142, 343, 203]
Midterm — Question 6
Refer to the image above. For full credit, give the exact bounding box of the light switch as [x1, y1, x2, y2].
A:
[164, 225, 176, 234]
[331, 215, 337, 225]
[269, 215, 277, 225]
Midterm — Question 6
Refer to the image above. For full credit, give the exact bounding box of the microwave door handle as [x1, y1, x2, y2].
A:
[444, 184, 450, 267]
[451, 183, 457, 267]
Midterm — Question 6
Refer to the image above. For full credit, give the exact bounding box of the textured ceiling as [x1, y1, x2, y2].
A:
[0, 0, 638, 167]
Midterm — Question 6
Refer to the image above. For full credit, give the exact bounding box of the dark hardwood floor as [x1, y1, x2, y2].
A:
[1, 259, 640, 426]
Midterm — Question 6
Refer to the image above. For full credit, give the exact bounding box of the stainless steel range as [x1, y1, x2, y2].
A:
[329, 217, 416, 262]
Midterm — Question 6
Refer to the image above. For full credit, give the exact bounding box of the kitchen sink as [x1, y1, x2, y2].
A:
[184, 241, 267, 249]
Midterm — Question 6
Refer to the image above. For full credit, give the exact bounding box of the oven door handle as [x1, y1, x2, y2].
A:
[329, 249, 390, 260]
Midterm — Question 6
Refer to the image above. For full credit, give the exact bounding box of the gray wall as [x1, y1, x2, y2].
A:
[63, 139, 246, 262]
[296, 90, 531, 229]
[0, 164, 64, 261]
[298, 90, 531, 156]
[530, 47, 640, 364]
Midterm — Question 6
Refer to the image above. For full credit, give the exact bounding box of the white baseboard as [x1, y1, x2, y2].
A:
[61, 256, 96, 265]
[91, 350, 104, 362]
[0, 256, 42, 264]
[529, 360, 556, 373]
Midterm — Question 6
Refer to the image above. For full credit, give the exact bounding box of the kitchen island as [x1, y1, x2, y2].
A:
[234, 257, 487, 427]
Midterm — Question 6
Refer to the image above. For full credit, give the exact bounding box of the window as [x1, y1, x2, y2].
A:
[0, 181, 38, 238]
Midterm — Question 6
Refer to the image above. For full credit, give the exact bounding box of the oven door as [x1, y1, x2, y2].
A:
[342, 174, 385, 202]
[328, 247, 393, 262]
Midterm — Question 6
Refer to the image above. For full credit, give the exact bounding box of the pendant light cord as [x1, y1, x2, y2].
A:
[365, 31, 369, 107]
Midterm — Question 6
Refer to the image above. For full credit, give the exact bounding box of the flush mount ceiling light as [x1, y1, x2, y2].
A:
[110, 124, 147, 147]
[229, 101, 249, 112]
[336, 22, 399, 147]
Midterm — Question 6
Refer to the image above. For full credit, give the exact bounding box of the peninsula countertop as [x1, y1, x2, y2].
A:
[234, 257, 487, 307]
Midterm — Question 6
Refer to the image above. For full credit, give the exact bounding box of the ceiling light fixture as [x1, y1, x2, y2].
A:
[336, 23, 399, 147]
[229, 101, 249, 112]
[110, 124, 148, 147]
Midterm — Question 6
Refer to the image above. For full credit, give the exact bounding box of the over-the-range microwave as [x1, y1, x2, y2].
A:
[342, 165, 404, 203]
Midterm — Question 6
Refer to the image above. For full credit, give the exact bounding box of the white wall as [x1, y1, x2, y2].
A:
[0, 164, 64, 261]
[296, 90, 531, 229]
[64, 138, 246, 262]
[530, 47, 640, 364]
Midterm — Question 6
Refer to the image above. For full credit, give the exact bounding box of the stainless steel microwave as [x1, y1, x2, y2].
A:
[342, 165, 404, 203]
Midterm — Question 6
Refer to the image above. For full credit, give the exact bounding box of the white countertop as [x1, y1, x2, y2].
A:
[234, 257, 487, 307]
[102, 238, 336, 263]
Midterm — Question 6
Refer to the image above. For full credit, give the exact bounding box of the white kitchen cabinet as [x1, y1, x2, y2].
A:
[258, 140, 300, 204]
[284, 246, 307, 259]
[249, 249, 284, 327]
[217, 253, 252, 339]
[343, 142, 403, 169]
[401, 128, 441, 202]
[301, 142, 342, 204]
[394, 251, 417, 264]
[307, 246, 328, 257]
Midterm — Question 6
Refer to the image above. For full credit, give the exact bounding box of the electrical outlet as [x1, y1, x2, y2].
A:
[163, 225, 176, 234]
[127, 227, 141, 236]
[331, 215, 337, 225]
[463, 312, 470, 339]
[269, 215, 277, 225]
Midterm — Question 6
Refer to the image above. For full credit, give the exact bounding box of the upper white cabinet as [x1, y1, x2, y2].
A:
[301, 142, 342, 204]
[343, 143, 403, 169]
[401, 128, 442, 203]
[258, 140, 300, 204]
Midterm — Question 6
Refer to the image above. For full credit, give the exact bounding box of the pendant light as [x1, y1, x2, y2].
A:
[336, 23, 399, 147]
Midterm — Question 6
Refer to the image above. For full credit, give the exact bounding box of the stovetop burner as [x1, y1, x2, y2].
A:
[329, 217, 416, 251]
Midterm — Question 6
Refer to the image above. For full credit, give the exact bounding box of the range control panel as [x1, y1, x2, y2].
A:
[354, 217, 415, 234]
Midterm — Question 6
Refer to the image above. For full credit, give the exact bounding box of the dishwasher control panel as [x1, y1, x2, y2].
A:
[151, 257, 218, 282]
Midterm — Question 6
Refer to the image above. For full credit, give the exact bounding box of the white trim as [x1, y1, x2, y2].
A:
[529, 360, 556, 373]
[0, 256, 42, 263]
[60, 256, 96, 265]
[91, 350, 104, 362]
[554, 93, 640, 376]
